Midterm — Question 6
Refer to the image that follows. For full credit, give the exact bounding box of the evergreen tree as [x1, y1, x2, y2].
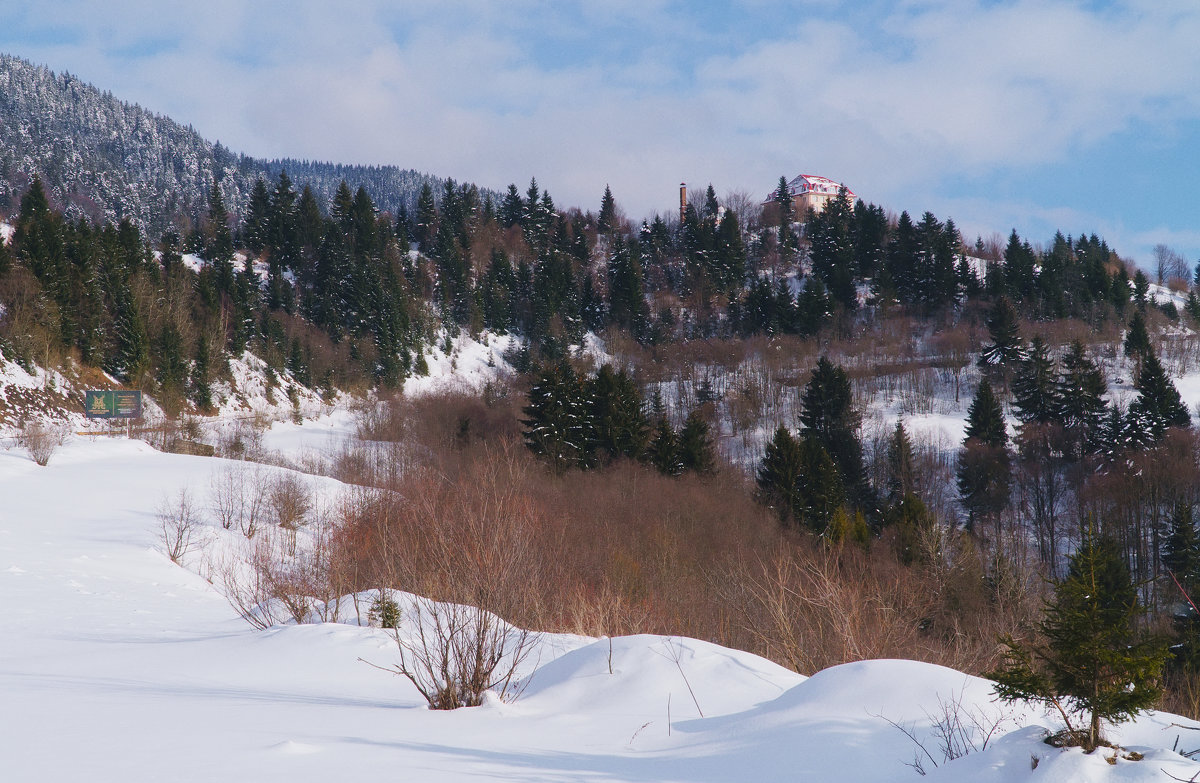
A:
[799, 357, 867, 503]
[586, 364, 650, 465]
[795, 276, 830, 338]
[597, 184, 617, 234]
[1123, 310, 1151, 361]
[648, 417, 682, 476]
[885, 420, 918, 500]
[1011, 336, 1059, 425]
[1056, 341, 1108, 459]
[757, 426, 846, 533]
[1002, 230, 1037, 303]
[607, 234, 649, 338]
[413, 182, 437, 248]
[499, 184, 523, 228]
[243, 178, 271, 255]
[1128, 349, 1190, 443]
[204, 181, 234, 294]
[990, 527, 1168, 750]
[190, 333, 212, 411]
[1132, 269, 1150, 311]
[807, 188, 857, 309]
[979, 296, 1025, 369]
[957, 379, 1011, 527]
[1163, 504, 1200, 671]
[678, 410, 716, 474]
[772, 176, 795, 253]
[522, 363, 587, 473]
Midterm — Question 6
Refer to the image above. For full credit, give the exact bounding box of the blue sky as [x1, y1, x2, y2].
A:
[2, 1, 1198, 265]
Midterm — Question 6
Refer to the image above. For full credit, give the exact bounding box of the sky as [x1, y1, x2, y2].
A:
[2, 0, 1199, 265]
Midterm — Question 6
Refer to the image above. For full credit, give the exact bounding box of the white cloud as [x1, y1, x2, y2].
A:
[3, 0, 1200, 257]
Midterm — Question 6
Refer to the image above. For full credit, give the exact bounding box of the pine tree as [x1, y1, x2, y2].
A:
[648, 417, 682, 476]
[1163, 504, 1200, 671]
[757, 426, 846, 533]
[989, 527, 1168, 751]
[189, 333, 212, 412]
[522, 363, 587, 473]
[1056, 341, 1108, 460]
[1011, 336, 1059, 425]
[678, 411, 716, 474]
[586, 364, 649, 465]
[1128, 348, 1190, 443]
[799, 357, 866, 502]
[885, 420, 918, 500]
[1123, 310, 1152, 361]
[773, 176, 795, 253]
[979, 296, 1025, 369]
[597, 185, 617, 234]
[957, 379, 1011, 527]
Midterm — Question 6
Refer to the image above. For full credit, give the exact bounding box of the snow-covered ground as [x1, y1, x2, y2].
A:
[3, 427, 1199, 782]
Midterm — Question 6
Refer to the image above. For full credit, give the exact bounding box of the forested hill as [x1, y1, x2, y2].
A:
[0, 53, 475, 231]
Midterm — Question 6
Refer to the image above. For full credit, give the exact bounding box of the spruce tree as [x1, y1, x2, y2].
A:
[1055, 341, 1108, 459]
[648, 417, 682, 476]
[1163, 504, 1200, 671]
[1123, 310, 1151, 361]
[979, 296, 1025, 369]
[678, 411, 716, 474]
[522, 363, 587, 473]
[773, 176, 795, 253]
[799, 357, 866, 503]
[586, 364, 649, 465]
[990, 527, 1168, 751]
[957, 379, 1011, 527]
[1011, 336, 1059, 425]
[757, 426, 846, 533]
[597, 185, 617, 234]
[1128, 349, 1190, 443]
[885, 420, 918, 500]
[243, 177, 271, 255]
[190, 334, 212, 412]
[204, 182, 234, 295]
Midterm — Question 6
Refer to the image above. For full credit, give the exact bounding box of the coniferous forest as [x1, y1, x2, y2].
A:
[7, 51, 1200, 732]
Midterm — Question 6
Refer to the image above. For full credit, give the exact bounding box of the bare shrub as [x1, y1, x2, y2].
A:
[880, 689, 1014, 776]
[380, 595, 539, 710]
[216, 540, 282, 630]
[19, 420, 66, 466]
[269, 472, 312, 530]
[208, 464, 269, 538]
[158, 488, 200, 564]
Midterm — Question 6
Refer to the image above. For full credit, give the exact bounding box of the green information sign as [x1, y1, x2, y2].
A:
[84, 390, 143, 419]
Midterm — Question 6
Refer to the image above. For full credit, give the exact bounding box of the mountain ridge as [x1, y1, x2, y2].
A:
[0, 52, 489, 233]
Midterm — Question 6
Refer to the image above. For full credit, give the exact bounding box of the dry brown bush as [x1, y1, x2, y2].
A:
[325, 406, 1030, 677]
[18, 420, 67, 466]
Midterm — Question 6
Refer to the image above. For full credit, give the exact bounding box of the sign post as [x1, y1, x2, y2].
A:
[84, 390, 143, 422]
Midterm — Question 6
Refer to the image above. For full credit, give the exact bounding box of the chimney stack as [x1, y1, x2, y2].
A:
[679, 183, 687, 223]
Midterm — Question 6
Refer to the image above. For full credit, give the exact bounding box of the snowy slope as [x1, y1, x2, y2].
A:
[3, 432, 1199, 782]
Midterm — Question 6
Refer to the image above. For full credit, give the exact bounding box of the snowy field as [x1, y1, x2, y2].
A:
[3, 430, 1200, 782]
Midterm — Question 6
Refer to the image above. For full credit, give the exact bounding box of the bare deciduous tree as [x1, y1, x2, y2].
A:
[158, 488, 200, 564]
